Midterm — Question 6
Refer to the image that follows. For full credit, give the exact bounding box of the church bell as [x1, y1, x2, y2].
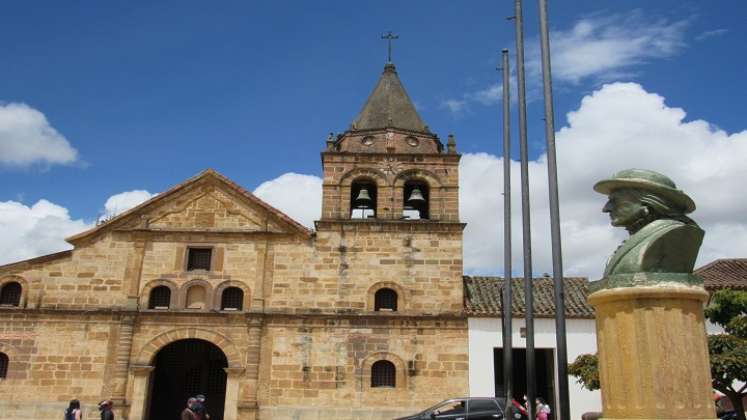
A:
[354, 188, 372, 207]
[406, 188, 426, 204]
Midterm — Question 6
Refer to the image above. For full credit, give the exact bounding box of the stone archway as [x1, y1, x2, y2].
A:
[147, 339, 227, 420]
[129, 329, 244, 420]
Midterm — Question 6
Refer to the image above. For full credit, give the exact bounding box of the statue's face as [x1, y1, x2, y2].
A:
[602, 189, 646, 228]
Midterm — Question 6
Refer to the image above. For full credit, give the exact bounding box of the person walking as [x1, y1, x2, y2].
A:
[511, 397, 529, 419]
[64, 399, 82, 420]
[192, 394, 210, 420]
[181, 398, 197, 420]
[98, 400, 114, 420]
[535, 397, 551, 420]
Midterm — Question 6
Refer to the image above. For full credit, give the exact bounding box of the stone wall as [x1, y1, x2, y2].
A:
[270, 227, 464, 313]
[0, 312, 117, 419]
[259, 316, 468, 420]
[0, 171, 468, 420]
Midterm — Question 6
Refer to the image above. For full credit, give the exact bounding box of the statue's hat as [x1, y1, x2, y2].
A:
[593, 168, 696, 213]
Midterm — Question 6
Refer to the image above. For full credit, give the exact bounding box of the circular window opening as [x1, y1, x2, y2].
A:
[406, 136, 419, 147]
[361, 136, 375, 146]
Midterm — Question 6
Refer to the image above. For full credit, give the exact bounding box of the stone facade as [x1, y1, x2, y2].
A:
[0, 62, 469, 419]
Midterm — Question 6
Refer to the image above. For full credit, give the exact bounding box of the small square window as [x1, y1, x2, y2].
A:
[187, 248, 212, 271]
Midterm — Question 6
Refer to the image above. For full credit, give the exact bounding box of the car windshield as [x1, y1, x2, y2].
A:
[433, 400, 466, 415]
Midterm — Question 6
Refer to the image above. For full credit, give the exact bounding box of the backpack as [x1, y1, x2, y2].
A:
[63, 408, 76, 420]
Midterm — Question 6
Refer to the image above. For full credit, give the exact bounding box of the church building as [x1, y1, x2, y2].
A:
[0, 61, 469, 420]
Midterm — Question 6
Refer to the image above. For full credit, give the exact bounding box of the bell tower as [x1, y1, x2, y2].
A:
[318, 62, 461, 223]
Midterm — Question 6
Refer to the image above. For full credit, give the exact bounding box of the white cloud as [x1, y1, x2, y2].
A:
[0, 103, 79, 167]
[253, 173, 322, 229]
[527, 11, 688, 84]
[460, 82, 747, 278]
[441, 99, 468, 114]
[103, 190, 155, 218]
[0, 190, 155, 266]
[468, 83, 503, 105]
[442, 82, 508, 115]
[0, 200, 91, 265]
[445, 11, 689, 113]
[695, 28, 728, 41]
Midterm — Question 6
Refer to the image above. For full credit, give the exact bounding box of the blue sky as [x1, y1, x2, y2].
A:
[2, 1, 747, 275]
[2, 0, 743, 214]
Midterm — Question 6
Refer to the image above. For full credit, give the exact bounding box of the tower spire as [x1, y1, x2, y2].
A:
[350, 60, 428, 133]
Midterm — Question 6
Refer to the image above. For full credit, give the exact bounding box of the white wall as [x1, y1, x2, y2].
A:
[468, 317, 601, 420]
[706, 320, 724, 334]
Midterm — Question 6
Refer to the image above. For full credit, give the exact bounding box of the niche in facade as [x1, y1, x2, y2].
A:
[186, 285, 207, 309]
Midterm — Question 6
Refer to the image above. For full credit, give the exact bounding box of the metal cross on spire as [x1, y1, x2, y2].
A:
[381, 31, 399, 63]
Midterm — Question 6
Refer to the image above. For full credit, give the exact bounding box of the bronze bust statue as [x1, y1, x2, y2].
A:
[592, 169, 704, 289]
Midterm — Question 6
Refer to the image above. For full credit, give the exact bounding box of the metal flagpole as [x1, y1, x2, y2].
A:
[537, 1, 570, 419]
[512, 0, 535, 418]
[500, 48, 514, 418]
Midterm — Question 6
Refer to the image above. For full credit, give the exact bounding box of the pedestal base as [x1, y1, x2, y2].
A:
[589, 283, 716, 420]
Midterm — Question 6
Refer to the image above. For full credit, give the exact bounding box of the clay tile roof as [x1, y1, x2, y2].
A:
[464, 276, 595, 318]
[351, 63, 428, 133]
[695, 259, 747, 291]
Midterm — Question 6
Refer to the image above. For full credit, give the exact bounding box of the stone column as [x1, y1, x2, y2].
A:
[223, 367, 245, 420]
[127, 365, 154, 420]
[589, 284, 715, 420]
[111, 315, 136, 404]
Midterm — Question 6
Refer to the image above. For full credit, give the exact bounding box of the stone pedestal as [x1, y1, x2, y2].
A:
[588, 282, 715, 420]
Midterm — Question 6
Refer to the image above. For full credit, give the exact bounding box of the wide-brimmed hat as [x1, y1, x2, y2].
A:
[593, 168, 695, 213]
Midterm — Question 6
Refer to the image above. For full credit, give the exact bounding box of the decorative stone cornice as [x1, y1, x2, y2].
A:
[314, 219, 465, 233]
[0, 304, 465, 321]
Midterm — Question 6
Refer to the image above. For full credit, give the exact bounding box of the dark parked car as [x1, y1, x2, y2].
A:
[395, 397, 506, 420]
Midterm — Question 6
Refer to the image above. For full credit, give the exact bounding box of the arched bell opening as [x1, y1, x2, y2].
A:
[403, 181, 429, 220]
[147, 338, 228, 420]
[350, 179, 377, 219]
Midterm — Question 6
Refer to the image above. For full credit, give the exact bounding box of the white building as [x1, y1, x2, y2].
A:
[464, 276, 601, 420]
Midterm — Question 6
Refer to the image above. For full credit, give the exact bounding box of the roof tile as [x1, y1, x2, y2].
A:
[351, 64, 428, 133]
[464, 276, 595, 318]
[695, 258, 747, 291]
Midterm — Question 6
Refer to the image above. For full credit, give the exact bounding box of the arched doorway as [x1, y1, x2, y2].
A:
[147, 339, 227, 420]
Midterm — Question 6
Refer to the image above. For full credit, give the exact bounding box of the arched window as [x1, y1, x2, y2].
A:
[0, 282, 21, 306]
[374, 288, 398, 312]
[351, 179, 377, 219]
[371, 360, 396, 387]
[221, 287, 244, 311]
[0, 352, 8, 378]
[186, 285, 207, 309]
[148, 286, 171, 309]
[403, 181, 429, 220]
